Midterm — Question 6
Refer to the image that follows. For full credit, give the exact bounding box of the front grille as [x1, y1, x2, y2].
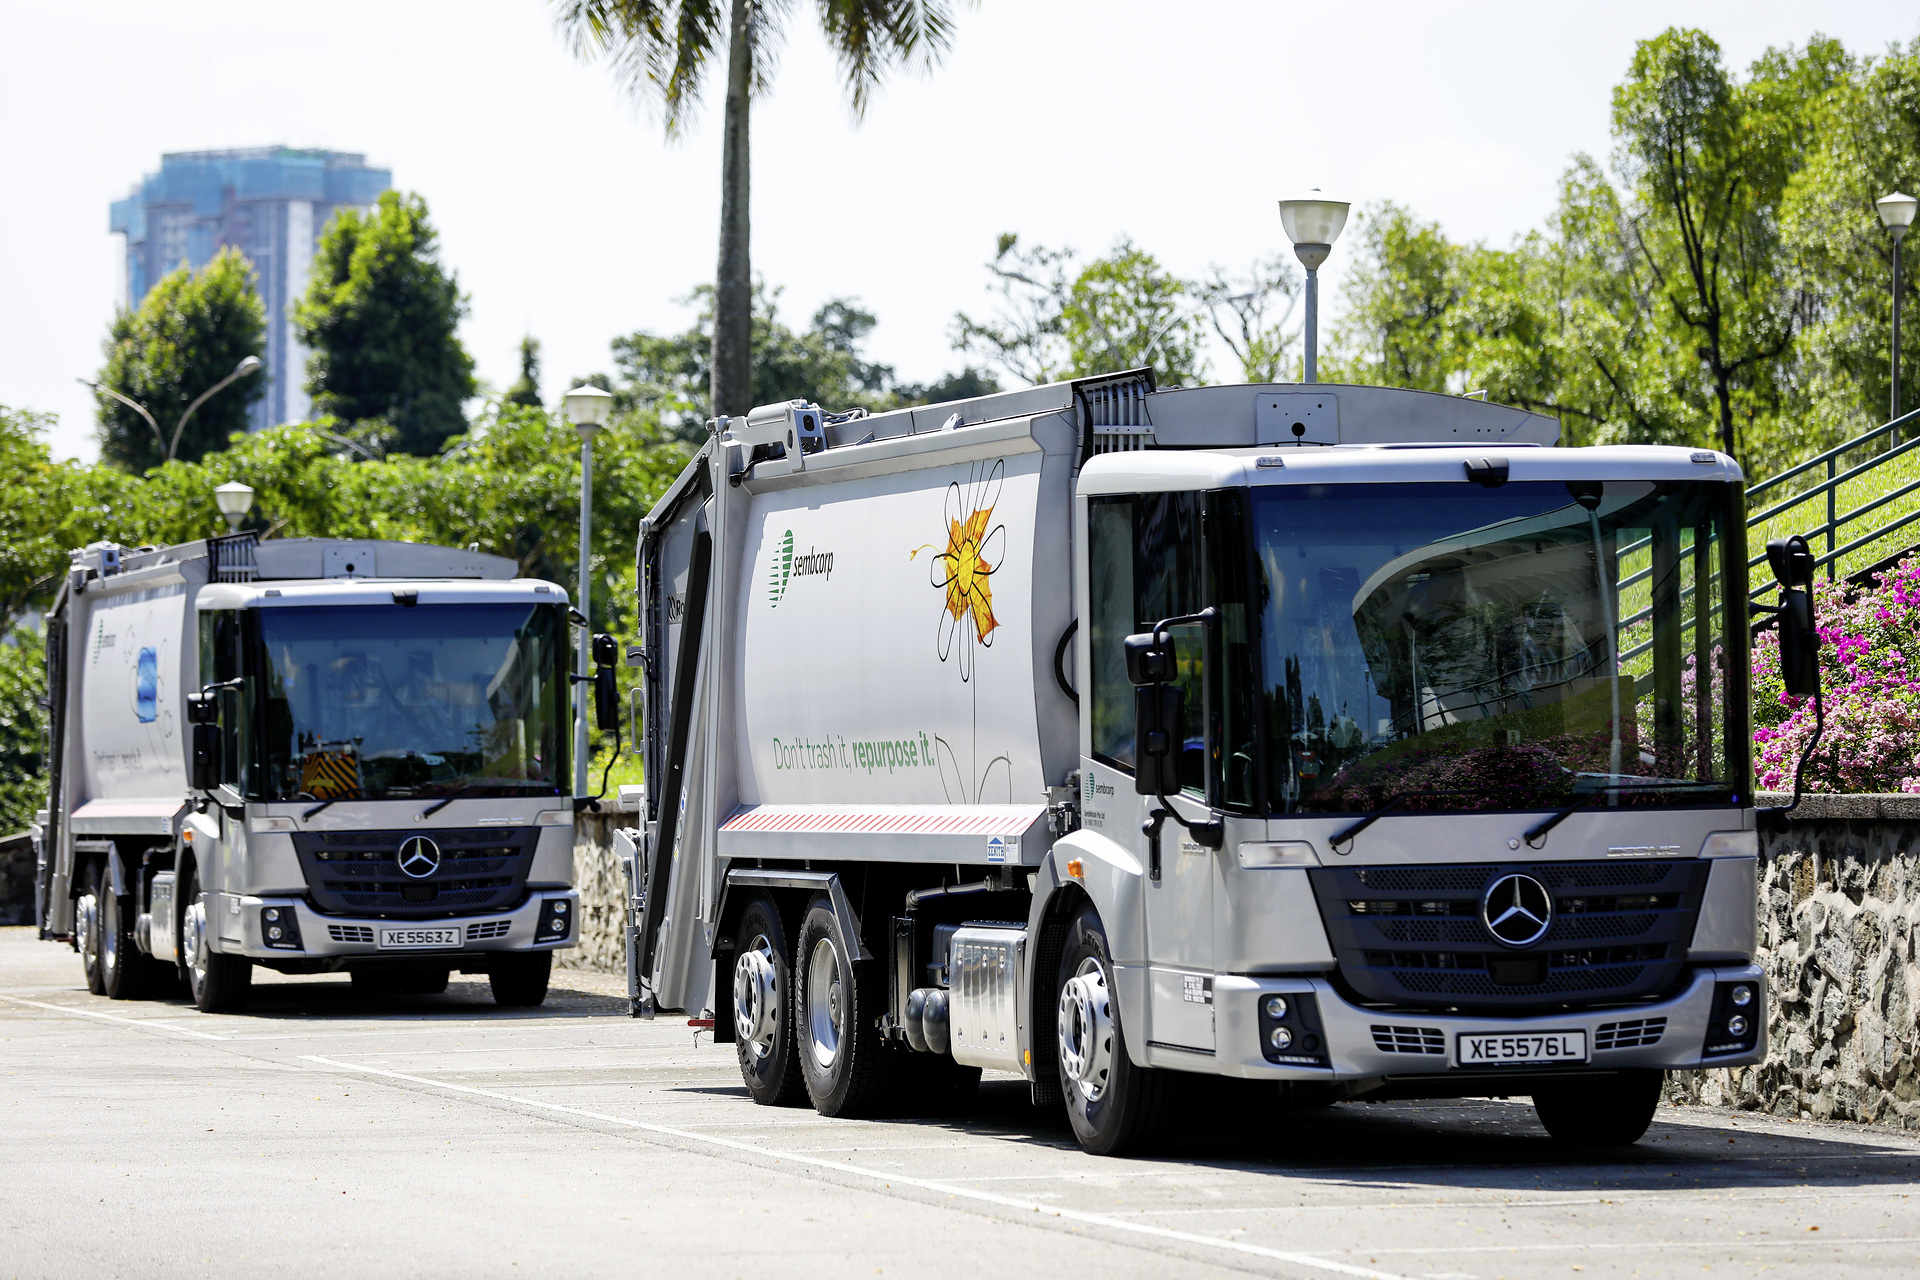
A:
[1596, 1017, 1668, 1050]
[1372, 1024, 1446, 1054]
[292, 828, 540, 920]
[466, 920, 513, 941]
[327, 924, 375, 944]
[1310, 860, 1709, 1013]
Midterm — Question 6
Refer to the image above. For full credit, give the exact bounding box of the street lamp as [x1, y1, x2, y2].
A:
[1278, 191, 1351, 384]
[562, 384, 615, 799]
[1878, 191, 1917, 437]
[79, 355, 263, 464]
[213, 482, 255, 533]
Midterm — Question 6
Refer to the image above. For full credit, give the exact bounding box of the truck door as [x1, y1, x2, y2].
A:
[1087, 492, 1217, 1051]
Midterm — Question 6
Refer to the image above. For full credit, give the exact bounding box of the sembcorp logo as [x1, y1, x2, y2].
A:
[766, 530, 835, 608]
[768, 530, 794, 607]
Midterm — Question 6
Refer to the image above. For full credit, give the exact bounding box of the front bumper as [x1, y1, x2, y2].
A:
[1211, 963, 1765, 1082]
[218, 890, 580, 960]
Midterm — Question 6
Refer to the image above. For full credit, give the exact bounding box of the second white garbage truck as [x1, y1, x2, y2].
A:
[623, 372, 1776, 1154]
[35, 532, 616, 1012]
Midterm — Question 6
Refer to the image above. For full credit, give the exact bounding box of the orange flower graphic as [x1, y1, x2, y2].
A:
[941, 507, 1000, 643]
[911, 458, 1006, 684]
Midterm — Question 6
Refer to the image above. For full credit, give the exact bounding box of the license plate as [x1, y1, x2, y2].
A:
[379, 927, 461, 949]
[1457, 1030, 1588, 1066]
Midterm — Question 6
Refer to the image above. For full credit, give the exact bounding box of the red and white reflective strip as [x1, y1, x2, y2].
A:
[720, 805, 1043, 837]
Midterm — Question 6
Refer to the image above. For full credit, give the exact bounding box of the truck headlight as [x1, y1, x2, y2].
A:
[537, 899, 572, 942]
[261, 904, 303, 951]
[1269, 1026, 1294, 1050]
[1264, 995, 1289, 1020]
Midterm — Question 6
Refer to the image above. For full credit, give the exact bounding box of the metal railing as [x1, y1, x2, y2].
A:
[1743, 406, 1920, 594]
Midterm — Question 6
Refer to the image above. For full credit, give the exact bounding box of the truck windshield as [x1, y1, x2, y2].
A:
[250, 603, 568, 802]
[1242, 480, 1746, 815]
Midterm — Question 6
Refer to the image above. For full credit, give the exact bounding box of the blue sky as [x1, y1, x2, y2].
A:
[4, 0, 1916, 461]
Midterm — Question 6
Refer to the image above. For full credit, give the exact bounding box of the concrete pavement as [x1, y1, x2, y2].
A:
[2, 926, 1916, 1280]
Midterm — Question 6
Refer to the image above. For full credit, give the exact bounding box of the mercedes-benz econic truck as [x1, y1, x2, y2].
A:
[622, 371, 1776, 1155]
[35, 534, 590, 1012]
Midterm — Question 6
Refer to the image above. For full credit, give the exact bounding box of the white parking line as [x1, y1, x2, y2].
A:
[0, 994, 230, 1040]
[1349, 1235, 1920, 1256]
[303, 1054, 1421, 1280]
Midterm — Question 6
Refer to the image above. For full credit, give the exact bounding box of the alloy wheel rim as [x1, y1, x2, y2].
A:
[1057, 957, 1115, 1104]
[806, 936, 843, 1071]
[76, 891, 98, 973]
[185, 897, 208, 992]
[734, 934, 781, 1062]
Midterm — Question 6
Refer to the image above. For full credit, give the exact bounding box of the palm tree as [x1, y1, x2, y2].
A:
[555, 0, 965, 419]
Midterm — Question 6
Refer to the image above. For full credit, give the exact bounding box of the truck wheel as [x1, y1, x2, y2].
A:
[1533, 1070, 1664, 1146]
[489, 952, 552, 1007]
[77, 865, 105, 996]
[181, 867, 252, 1014]
[795, 896, 898, 1116]
[732, 894, 804, 1106]
[1056, 904, 1170, 1156]
[99, 871, 152, 1001]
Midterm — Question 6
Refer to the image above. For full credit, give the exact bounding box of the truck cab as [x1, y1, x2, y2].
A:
[38, 535, 585, 1012]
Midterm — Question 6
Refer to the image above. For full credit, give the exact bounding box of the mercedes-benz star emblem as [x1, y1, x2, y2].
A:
[396, 836, 442, 879]
[1482, 873, 1552, 947]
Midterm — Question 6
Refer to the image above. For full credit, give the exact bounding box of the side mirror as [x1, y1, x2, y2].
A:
[1766, 536, 1821, 698]
[1123, 632, 1174, 686]
[185, 691, 217, 725]
[1134, 684, 1184, 796]
[591, 634, 620, 731]
[190, 723, 221, 791]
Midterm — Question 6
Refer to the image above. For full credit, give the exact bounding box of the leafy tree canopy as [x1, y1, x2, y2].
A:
[95, 247, 265, 471]
[608, 281, 996, 441]
[296, 190, 476, 457]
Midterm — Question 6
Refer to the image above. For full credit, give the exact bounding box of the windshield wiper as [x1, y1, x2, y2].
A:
[1521, 780, 1727, 848]
[1328, 789, 1470, 852]
[420, 795, 457, 818]
[301, 796, 342, 821]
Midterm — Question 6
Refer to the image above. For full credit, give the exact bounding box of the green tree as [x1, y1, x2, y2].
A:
[0, 631, 46, 841]
[554, 0, 966, 419]
[505, 337, 544, 409]
[953, 235, 1214, 387]
[1326, 204, 1466, 392]
[1781, 39, 1920, 440]
[610, 281, 984, 440]
[297, 190, 476, 456]
[1198, 256, 1300, 383]
[95, 247, 265, 470]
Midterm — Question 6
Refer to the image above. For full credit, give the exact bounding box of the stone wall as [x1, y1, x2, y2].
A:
[558, 809, 632, 977]
[1665, 793, 1920, 1129]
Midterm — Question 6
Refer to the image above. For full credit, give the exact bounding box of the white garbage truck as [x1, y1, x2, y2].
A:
[623, 370, 1784, 1154]
[35, 532, 610, 1012]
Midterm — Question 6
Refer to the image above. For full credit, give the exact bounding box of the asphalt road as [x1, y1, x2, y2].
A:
[3, 926, 1917, 1280]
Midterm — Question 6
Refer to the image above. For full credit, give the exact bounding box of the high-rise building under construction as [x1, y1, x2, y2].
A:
[110, 148, 390, 433]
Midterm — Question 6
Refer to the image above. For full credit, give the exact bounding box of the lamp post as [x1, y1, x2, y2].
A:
[563, 384, 615, 798]
[213, 482, 255, 533]
[1277, 191, 1351, 383]
[1878, 192, 1918, 439]
[79, 356, 263, 464]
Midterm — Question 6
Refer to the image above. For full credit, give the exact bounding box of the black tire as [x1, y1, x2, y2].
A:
[1533, 1069, 1665, 1147]
[99, 868, 154, 1001]
[795, 896, 899, 1117]
[488, 951, 552, 1007]
[181, 864, 252, 1014]
[78, 863, 105, 996]
[1055, 904, 1171, 1156]
[731, 894, 805, 1106]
